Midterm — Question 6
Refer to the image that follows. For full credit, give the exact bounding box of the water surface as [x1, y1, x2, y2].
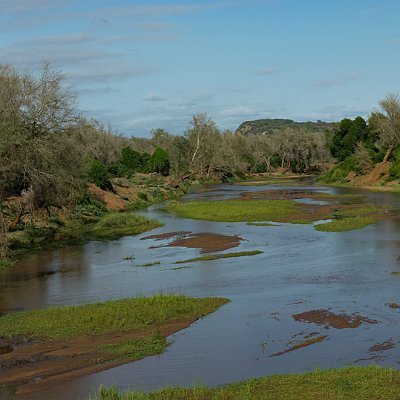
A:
[1, 178, 400, 399]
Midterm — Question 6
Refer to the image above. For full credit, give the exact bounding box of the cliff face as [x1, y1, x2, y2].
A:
[235, 118, 338, 136]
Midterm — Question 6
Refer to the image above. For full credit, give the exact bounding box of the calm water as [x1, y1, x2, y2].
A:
[1, 178, 400, 399]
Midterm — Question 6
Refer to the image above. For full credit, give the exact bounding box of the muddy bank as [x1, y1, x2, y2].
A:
[293, 309, 379, 329]
[0, 319, 197, 395]
[143, 231, 242, 253]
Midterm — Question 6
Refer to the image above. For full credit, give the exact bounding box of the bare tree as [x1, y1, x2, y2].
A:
[376, 93, 400, 163]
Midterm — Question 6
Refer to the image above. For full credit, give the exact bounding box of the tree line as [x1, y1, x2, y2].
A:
[2, 64, 399, 256]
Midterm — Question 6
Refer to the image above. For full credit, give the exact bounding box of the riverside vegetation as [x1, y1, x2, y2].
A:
[91, 366, 400, 400]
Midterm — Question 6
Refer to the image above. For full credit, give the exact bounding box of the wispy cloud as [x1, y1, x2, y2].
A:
[144, 93, 166, 102]
[252, 67, 278, 75]
[1, 0, 64, 13]
[386, 37, 400, 44]
[315, 73, 359, 87]
[302, 105, 369, 121]
[221, 106, 258, 117]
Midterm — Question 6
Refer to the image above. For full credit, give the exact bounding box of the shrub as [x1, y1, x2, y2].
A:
[148, 147, 170, 176]
[88, 160, 113, 191]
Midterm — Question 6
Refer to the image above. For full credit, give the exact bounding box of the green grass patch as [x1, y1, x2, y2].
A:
[99, 334, 168, 360]
[90, 365, 400, 400]
[0, 258, 15, 269]
[0, 294, 229, 340]
[167, 200, 300, 222]
[246, 222, 278, 227]
[88, 213, 162, 240]
[315, 217, 377, 232]
[176, 250, 263, 264]
[135, 261, 161, 267]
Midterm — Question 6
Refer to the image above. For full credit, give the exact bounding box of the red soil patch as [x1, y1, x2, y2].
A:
[88, 184, 126, 211]
[293, 309, 379, 329]
[166, 232, 242, 253]
[270, 335, 327, 357]
[369, 340, 395, 352]
[358, 162, 391, 186]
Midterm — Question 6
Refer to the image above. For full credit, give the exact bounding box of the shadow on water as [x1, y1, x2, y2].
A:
[2, 177, 400, 399]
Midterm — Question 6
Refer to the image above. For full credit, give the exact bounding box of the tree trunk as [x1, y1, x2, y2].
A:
[383, 146, 393, 163]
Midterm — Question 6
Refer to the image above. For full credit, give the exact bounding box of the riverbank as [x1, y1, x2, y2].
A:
[0, 173, 191, 268]
[91, 365, 400, 400]
[0, 294, 228, 395]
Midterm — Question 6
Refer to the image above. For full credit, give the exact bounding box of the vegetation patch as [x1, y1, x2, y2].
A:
[167, 200, 300, 222]
[135, 261, 161, 267]
[175, 250, 263, 264]
[314, 217, 377, 232]
[87, 213, 162, 240]
[0, 295, 229, 394]
[247, 222, 278, 226]
[91, 366, 400, 400]
[99, 334, 167, 360]
[0, 294, 228, 340]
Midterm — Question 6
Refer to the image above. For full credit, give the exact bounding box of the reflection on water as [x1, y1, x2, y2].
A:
[2, 178, 400, 399]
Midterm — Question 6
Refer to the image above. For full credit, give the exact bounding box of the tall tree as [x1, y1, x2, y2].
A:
[376, 93, 400, 163]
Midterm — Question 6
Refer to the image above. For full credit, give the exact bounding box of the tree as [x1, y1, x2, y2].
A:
[330, 117, 369, 161]
[148, 147, 170, 176]
[376, 93, 400, 163]
[120, 146, 143, 172]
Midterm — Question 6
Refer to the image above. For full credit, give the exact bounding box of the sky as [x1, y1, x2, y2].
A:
[1, 0, 400, 137]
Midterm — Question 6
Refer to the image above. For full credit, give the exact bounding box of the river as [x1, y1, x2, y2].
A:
[1, 177, 400, 399]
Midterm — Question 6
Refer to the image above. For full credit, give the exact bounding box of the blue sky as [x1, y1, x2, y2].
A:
[1, 0, 400, 136]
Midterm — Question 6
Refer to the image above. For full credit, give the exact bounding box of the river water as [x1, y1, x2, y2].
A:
[1, 178, 400, 399]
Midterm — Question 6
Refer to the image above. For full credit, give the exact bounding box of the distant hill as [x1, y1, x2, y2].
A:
[235, 119, 338, 136]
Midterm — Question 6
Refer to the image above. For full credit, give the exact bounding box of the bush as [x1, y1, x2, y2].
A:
[75, 192, 108, 217]
[88, 160, 113, 191]
[321, 156, 362, 183]
[389, 147, 400, 180]
[148, 147, 170, 176]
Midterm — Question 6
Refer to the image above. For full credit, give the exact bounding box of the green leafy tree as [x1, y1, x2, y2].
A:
[148, 147, 170, 176]
[120, 147, 143, 172]
[330, 117, 369, 161]
[88, 160, 113, 191]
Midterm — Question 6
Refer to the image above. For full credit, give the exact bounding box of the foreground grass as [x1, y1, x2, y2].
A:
[0, 294, 229, 340]
[90, 366, 400, 400]
[176, 250, 264, 264]
[99, 334, 168, 360]
[167, 200, 300, 222]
